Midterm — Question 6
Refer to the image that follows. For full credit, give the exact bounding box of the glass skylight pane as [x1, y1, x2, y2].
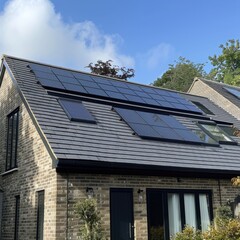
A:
[191, 101, 213, 115]
[59, 98, 95, 123]
[224, 87, 240, 99]
[199, 123, 235, 143]
[193, 130, 217, 145]
[219, 125, 240, 137]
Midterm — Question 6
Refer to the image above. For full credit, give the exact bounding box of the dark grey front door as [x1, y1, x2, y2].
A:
[110, 188, 134, 240]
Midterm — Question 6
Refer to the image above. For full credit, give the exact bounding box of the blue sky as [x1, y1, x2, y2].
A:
[0, 0, 240, 85]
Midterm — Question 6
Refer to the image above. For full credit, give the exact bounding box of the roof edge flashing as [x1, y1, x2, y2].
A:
[0, 62, 6, 87]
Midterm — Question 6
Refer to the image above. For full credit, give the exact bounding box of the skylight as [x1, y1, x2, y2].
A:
[191, 101, 214, 115]
[198, 122, 236, 144]
[224, 87, 240, 99]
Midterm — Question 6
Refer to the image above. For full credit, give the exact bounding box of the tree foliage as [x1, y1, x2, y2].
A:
[209, 39, 240, 85]
[86, 60, 134, 80]
[153, 57, 206, 92]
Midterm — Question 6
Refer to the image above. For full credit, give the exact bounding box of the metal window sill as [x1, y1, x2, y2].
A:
[1, 168, 18, 176]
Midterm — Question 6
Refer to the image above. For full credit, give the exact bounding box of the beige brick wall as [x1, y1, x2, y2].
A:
[0, 71, 57, 240]
[56, 173, 239, 240]
[189, 80, 240, 120]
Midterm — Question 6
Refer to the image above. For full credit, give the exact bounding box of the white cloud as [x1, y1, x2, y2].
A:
[0, 0, 134, 69]
[145, 43, 174, 69]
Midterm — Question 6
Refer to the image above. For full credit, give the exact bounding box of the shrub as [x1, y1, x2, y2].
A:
[75, 198, 105, 240]
[172, 226, 202, 240]
[215, 205, 233, 227]
[172, 219, 240, 240]
[203, 218, 240, 240]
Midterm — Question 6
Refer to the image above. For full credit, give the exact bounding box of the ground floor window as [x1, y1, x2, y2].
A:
[0, 191, 3, 240]
[147, 189, 213, 240]
[36, 191, 45, 240]
[14, 195, 20, 240]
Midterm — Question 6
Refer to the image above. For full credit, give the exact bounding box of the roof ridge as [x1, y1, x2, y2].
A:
[3, 54, 195, 95]
[198, 77, 240, 89]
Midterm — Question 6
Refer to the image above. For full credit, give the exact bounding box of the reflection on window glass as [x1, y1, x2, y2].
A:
[168, 193, 181, 237]
[193, 129, 217, 144]
[192, 101, 214, 115]
[184, 194, 197, 229]
[219, 125, 240, 137]
[199, 194, 210, 231]
[200, 124, 233, 142]
[147, 191, 165, 240]
[147, 190, 212, 240]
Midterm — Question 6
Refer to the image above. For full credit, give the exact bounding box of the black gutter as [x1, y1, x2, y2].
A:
[56, 159, 240, 179]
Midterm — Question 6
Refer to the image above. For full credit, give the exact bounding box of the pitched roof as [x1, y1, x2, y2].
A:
[190, 78, 240, 108]
[2, 55, 240, 176]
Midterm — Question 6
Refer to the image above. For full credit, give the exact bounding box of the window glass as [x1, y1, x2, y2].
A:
[191, 101, 214, 115]
[14, 196, 20, 240]
[147, 190, 212, 240]
[184, 194, 197, 229]
[6, 109, 19, 171]
[219, 125, 240, 137]
[147, 191, 165, 240]
[0, 191, 3, 240]
[168, 193, 181, 237]
[37, 191, 45, 240]
[193, 129, 217, 144]
[199, 194, 210, 231]
[200, 123, 234, 143]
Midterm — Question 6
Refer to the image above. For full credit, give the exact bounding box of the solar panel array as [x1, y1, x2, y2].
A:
[114, 107, 204, 143]
[224, 87, 240, 99]
[28, 63, 203, 114]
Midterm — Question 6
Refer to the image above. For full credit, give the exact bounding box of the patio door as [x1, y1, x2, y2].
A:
[110, 188, 134, 240]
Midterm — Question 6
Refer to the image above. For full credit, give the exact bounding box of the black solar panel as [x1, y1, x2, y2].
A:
[59, 98, 96, 123]
[114, 107, 203, 143]
[28, 63, 203, 115]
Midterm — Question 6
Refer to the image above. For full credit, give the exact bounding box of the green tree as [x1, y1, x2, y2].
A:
[86, 60, 135, 80]
[153, 57, 206, 92]
[209, 39, 240, 85]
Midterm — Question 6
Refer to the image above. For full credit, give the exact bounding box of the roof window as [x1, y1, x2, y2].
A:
[191, 101, 214, 115]
[198, 122, 236, 144]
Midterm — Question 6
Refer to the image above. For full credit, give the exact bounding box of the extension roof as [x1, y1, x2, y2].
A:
[1, 55, 240, 177]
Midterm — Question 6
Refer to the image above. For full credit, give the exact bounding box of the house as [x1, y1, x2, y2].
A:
[189, 77, 240, 120]
[1, 55, 240, 240]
